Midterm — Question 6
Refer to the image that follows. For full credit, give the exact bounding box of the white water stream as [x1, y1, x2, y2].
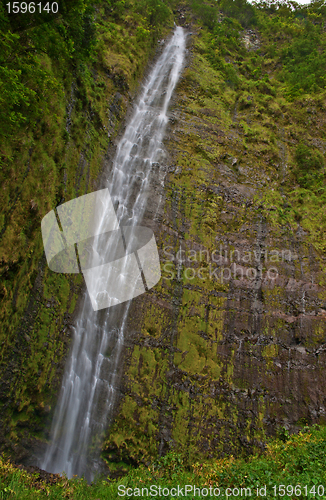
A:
[41, 26, 186, 481]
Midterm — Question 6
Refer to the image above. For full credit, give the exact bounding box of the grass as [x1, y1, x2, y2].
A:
[1, 425, 326, 498]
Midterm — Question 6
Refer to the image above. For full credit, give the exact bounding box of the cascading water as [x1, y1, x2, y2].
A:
[42, 26, 186, 481]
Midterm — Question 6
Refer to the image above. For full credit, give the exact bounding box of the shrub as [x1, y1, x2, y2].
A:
[294, 143, 324, 188]
[220, 0, 257, 27]
[191, 0, 219, 30]
[295, 143, 324, 173]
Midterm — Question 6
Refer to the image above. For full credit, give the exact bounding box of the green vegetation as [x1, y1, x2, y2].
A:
[1, 425, 326, 498]
[220, 0, 257, 28]
[184, 0, 326, 254]
[0, 0, 173, 138]
[294, 142, 324, 188]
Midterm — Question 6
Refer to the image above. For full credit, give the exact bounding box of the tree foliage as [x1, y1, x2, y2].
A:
[254, 0, 326, 97]
[0, 0, 173, 141]
[191, 0, 219, 30]
[220, 0, 257, 27]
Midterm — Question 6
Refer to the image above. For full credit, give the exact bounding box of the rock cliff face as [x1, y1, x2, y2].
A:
[0, 5, 173, 463]
[104, 26, 326, 466]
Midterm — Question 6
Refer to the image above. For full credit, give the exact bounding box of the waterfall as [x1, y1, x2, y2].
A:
[41, 26, 186, 481]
